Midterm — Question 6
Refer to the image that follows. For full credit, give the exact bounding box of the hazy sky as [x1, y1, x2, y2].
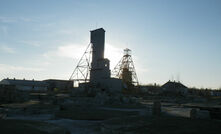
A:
[0, 0, 220, 88]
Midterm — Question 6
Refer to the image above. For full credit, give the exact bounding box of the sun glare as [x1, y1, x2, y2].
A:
[105, 44, 123, 69]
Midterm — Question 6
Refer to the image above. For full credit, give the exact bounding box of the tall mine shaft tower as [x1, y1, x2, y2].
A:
[70, 28, 123, 92]
[112, 48, 139, 91]
[90, 28, 110, 84]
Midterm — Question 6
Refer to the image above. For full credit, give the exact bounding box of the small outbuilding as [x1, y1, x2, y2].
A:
[162, 80, 188, 95]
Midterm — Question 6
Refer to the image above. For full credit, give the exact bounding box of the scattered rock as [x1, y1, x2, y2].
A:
[152, 101, 161, 116]
[0, 113, 7, 119]
[190, 108, 197, 119]
[190, 108, 210, 119]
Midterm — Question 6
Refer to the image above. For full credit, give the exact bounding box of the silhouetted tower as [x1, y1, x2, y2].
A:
[90, 28, 110, 84]
[69, 28, 110, 87]
[69, 43, 92, 87]
[112, 48, 139, 88]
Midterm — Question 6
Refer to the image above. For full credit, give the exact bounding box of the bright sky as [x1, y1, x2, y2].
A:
[0, 0, 220, 89]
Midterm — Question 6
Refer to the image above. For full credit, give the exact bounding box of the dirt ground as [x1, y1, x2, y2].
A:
[1, 93, 221, 134]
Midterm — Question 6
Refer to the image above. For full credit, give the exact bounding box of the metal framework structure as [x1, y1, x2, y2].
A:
[69, 43, 92, 87]
[112, 48, 139, 86]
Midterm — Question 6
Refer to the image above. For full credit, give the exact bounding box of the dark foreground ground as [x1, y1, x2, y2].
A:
[0, 93, 221, 134]
[0, 119, 67, 134]
[1, 115, 221, 134]
[101, 115, 221, 134]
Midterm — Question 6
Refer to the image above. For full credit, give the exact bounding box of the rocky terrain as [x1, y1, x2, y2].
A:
[0, 90, 221, 134]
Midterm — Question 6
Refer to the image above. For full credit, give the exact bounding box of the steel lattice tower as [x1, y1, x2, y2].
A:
[112, 48, 139, 87]
[69, 43, 92, 87]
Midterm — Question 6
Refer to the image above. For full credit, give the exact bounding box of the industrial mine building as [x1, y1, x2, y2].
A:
[0, 78, 73, 91]
[76, 28, 123, 92]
